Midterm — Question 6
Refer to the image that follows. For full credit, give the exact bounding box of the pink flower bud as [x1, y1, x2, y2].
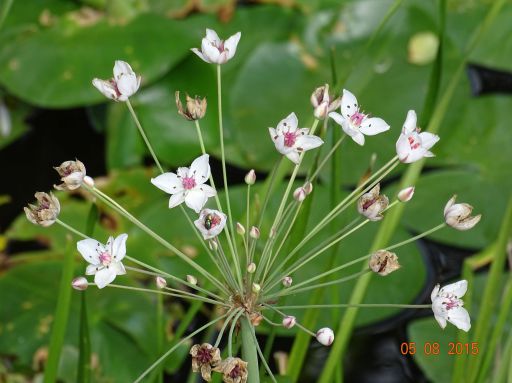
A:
[282, 276, 293, 287]
[250, 226, 260, 239]
[156, 276, 167, 289]
[187, 275, 197, 285]
[397, 186, 415, 202]
[316, 327, 334, 346]
[245, 169, 256, 185]
[303, 182, 313, 195]
[236, 222, 245, 235]
[83, 176, 95, 188]
[293, 187, 306, 202]
[71, 276, 88, 291]
[282, 316, 296, 329]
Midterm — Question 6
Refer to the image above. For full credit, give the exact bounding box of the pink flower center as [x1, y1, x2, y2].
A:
[407, 135, 421, 150]
[284, 131, 297, 147]
[182, 176, 196, 190]
[444, 297, 461, 310]
[99, 252, 112, 266]
[350, 112, 366, 126]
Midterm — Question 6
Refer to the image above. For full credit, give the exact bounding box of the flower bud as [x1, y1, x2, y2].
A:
[92, 60, 141, 102]
[316, 327, 334, 346]
[303, 182, 313, 195]
[187, 274, 198, 285]
[293, 187, 307, 202]
[71, 276, 88, 291]
[250, 312, 263, 326]
[24, 192, 60, 227]
[250, 226, 260, 239]
[310, 84, 341, 120]
[208, 240, 218, 251]
[282, 316, 296, 329]
[247, 262, 256, 274]
[236, 222, 245, 235]
[369, 250, 400, 276]
[252, 283, 261, 294]
[444, 195, 481, 231]
[282, 276, 293, 287]
[245, 169, 256, 185]
[175, 91, 207, 121]
[397, 186, 415, 202]
[54, 160, 87, 190]
[156, 276, 167, 289]
[83, 176, 95, 188]
[357, 184, 389, 221]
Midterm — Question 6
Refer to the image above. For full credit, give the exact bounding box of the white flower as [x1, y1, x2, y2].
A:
[431, 280, 471, 332]
[151, 154, 216, 213]
[194, 209, 227, 239]
[329, 89, 390, 146]
[77, 234, 128, 289]
[92, 60, 141, 102]
[396, 110, 440, 163]
[269, 113, 324, 164]
[316, 327, 335, 346]
[191, 29, 241, 64]
[444, 195, 482, 231]
[310, 84, 341, 120]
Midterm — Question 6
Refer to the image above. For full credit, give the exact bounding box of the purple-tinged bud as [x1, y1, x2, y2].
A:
[316, 327, 334, 346]
[156, 276, 167, 289]
[71, 276, 88, 291]
[293, 187, 307, 202]
[250, 226, 260, 239]
[397, 186, 415, 202]
[282, 276, 293, 287]
[282, 316, 296, 329]
[303, 182, 313, 195]
[236, 222, 246, 235]
[245, 169, 256, 185]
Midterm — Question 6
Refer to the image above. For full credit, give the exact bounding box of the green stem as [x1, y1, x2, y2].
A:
[125, 99, 164, 174]
[214, 309, 240, 348]
[228, 310, 245, 356]
[248, 316, 276, 383]
[241, 316, 260, 383]
[271, 303, 431, 309]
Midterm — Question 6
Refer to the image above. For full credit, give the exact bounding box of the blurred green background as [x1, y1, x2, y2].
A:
[0, 0, 511, 382]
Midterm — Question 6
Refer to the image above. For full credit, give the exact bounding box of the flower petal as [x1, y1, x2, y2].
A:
[113, 60, 135, 79]
[111, 261, 126, 275]
[404, 147, 427, 163]
[402, 110, 417, 134]
[169, 193, 186, 209]
[276, 113, 298, 133]
[77, 238, 101, 265]
[447, 307, 471, 332]
[116, 73, 139, 98]
[439, 280, 468, 298]
[198, 184, 216, 197]
[94, 267, 117, 289]
[269, 128, 278, 143]
[205, 29, 221, 44]
[295, 135, 324, 151]
[351, 132, 365, 146]
[225, 32, 241, 59]
[191, 48, 211, 63]
[285, 151, 300, 164]
[92, 79, 118, 100]
[434, 312, 447, 329]
[185, 190, 208, 213]
[328, 111, 345, 126]
[189, 154, 211, 185]
[359, 117, 390, 136]
[431, 284, 440, 302]
[86, 264, 99, 275]
[201, 38, 220, 63]
[341, 89, 358, 120]
[112, 233, 128, 261]
[151, 172, 182, 194]
[419, 132, 440, 150]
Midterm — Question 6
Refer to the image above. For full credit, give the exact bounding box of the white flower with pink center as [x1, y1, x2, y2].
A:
[151, 154, 216, 213]
[269, 113, 324, 164]
[328, 89, 390, 146]
[191, 29, 241, 65]
[77, 234, 128, 289]
[92, 61, 141, 102]
[194, 209, 227, 239]
[396, 110, 440, 163]
[431, 280, 471, 332]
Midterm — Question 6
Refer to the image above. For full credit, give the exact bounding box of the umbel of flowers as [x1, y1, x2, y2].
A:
[25, 28, 481, 383]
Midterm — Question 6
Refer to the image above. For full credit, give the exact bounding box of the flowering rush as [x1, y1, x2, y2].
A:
[25, 26, 483, 383]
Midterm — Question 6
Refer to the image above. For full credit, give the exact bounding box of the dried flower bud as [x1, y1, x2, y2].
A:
[71, 276, 88, 291]
[208, 240, 218, 251]
[310, 84, 341, 120]
[282, 276, 293, 287]
[247, 262, 256, 274]
[397, 186, 415, 202]
[252, 283, 261, 294]
[282, 316, 296, 329]
[357, 184, 389, 221]
[24, 192, 60, 227]
[54, 160, 87, 190]
[369, 250, 400, 276]
[244, 169, 256, 185]
[249, 226, 260, 239]
[250, 312, 263, 326]
[190, 343, 221, 381]
[303, 182, 313, 195]
[175, 91, 207, 121]
[156, 276, 167, 289]
[219, 357, 248, 383]
[293, 187, 307, 202]
[187, 275, 198, 285]
[316, 327, 334, 346]
[236, 222, 245, 235]
[444, 195, 482, 231]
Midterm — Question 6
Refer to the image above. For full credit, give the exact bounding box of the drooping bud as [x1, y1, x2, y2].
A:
[236, 222, 245, 235]
[186, 275, 198, 285]
[357, 184, 389, 221]
[369, 250, 400, 276]
[316, 327, 334, 346]
[250, 226, 260, 239]
[293, 187, 307, 202]
[397, 186, 415, 202]
[282, 316, 296, 329]
[155, 276, 167, 289]
[444, 195, 481, 231]
[310, 84, 341, 120]
[175, 91, 207, 121]
[71, 276, 88, 291]
[244, 169, 256, 185]
[252, 283, 261, 294]
[282, 276, 293, 287]
[303, 182, 313, 195]
[54, 160, 87, 190]
[24, 192, 60, 227]
[247, 262, 256, 274]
